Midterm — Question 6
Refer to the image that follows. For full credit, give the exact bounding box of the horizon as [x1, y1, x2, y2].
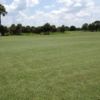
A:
[0, 0, 100, 27]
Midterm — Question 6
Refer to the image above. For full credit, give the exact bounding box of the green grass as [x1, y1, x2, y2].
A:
[0, 31, 100, 100]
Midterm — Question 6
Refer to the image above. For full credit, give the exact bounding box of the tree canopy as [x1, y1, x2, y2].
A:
[0, 4, 7, 25]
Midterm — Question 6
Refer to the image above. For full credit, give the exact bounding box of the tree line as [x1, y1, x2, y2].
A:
[82, 21, 100, 32]
[0, 3, 100, 36]
[1, 21, 100, 36]
[0, 23, 78, 36]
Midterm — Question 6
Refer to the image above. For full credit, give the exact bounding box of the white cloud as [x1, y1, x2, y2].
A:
[57, 0, 95, 8]
[5, 0, 25, 13]
[74, 3, 82, 7]
[44, 4, 55, 9]
[2, 0, 100, 27]
[58, 0, 73, 7]
[26, 0, 39, 7]
[0, 0, 6, 4]
[5, 0, 39, 13]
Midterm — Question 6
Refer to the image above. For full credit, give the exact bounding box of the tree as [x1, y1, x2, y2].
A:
[93, 21, 100, 31]
[0, 4, 7, 36]
[70, 26, 76, 31]
[58, 25, 66, 33]
[16, 24, 22, 35]
[31, 26, 35, 33]
[82, 23, 88, 31]
[88, 23, 95, 32]
[10, 24, 16, 35]
[35, 27, 42, 34]
[42, 23, 51, 35]
[51, 25, 57, 32]
[0, 25, 8, 36]
[24, 26, 31, 33]
[0, 4, 7, 26]
[65, 26, 69, 31]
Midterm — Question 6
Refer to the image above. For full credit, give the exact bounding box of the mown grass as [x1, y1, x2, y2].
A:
[0, 32, 100, 100]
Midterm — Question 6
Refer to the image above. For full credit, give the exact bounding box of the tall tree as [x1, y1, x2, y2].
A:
[93, 21, 100, 31]
[0, 4, 7, 26]
[16, 24, 22, 35]
[10, 24, 16, 35]
[88, 24, 95, 32]
[82, 23, 88, 31]
[0, 25, 8, 36]
[42, 23, 51, 35]
[57, 25, 66, 33]
[70, 26, 76, 31]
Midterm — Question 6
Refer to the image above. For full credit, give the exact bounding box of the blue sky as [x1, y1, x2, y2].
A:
[0, 0, 100, 27]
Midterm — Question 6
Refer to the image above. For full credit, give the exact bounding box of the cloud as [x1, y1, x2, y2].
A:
[58, 0, 73, 7]
[44, 4, 55, 9]
[57, 0, 95, 9]
[0, 0, 6, 4]
[2, 0, 100, 27]
[5, 0, 39, 13]
[26, 0, 39, 7]
[5, 0, 25, 13]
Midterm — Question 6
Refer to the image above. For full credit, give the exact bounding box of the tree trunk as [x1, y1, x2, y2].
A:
[0, 14, 1, 26]
[0, 14, 2, 36]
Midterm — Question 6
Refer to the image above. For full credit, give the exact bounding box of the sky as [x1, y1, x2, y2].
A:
[0, 0, 100, 27]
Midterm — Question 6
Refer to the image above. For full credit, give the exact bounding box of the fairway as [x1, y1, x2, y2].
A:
[0, 32, 100, 100]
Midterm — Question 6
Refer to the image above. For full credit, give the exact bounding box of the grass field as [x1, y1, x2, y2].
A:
[0, 31, 100, 100]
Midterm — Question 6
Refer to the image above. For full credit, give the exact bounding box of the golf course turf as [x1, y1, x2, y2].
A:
[0, 31, 100, 100]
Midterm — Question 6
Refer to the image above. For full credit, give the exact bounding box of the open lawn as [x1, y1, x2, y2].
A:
[0, 31, 100, 100]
